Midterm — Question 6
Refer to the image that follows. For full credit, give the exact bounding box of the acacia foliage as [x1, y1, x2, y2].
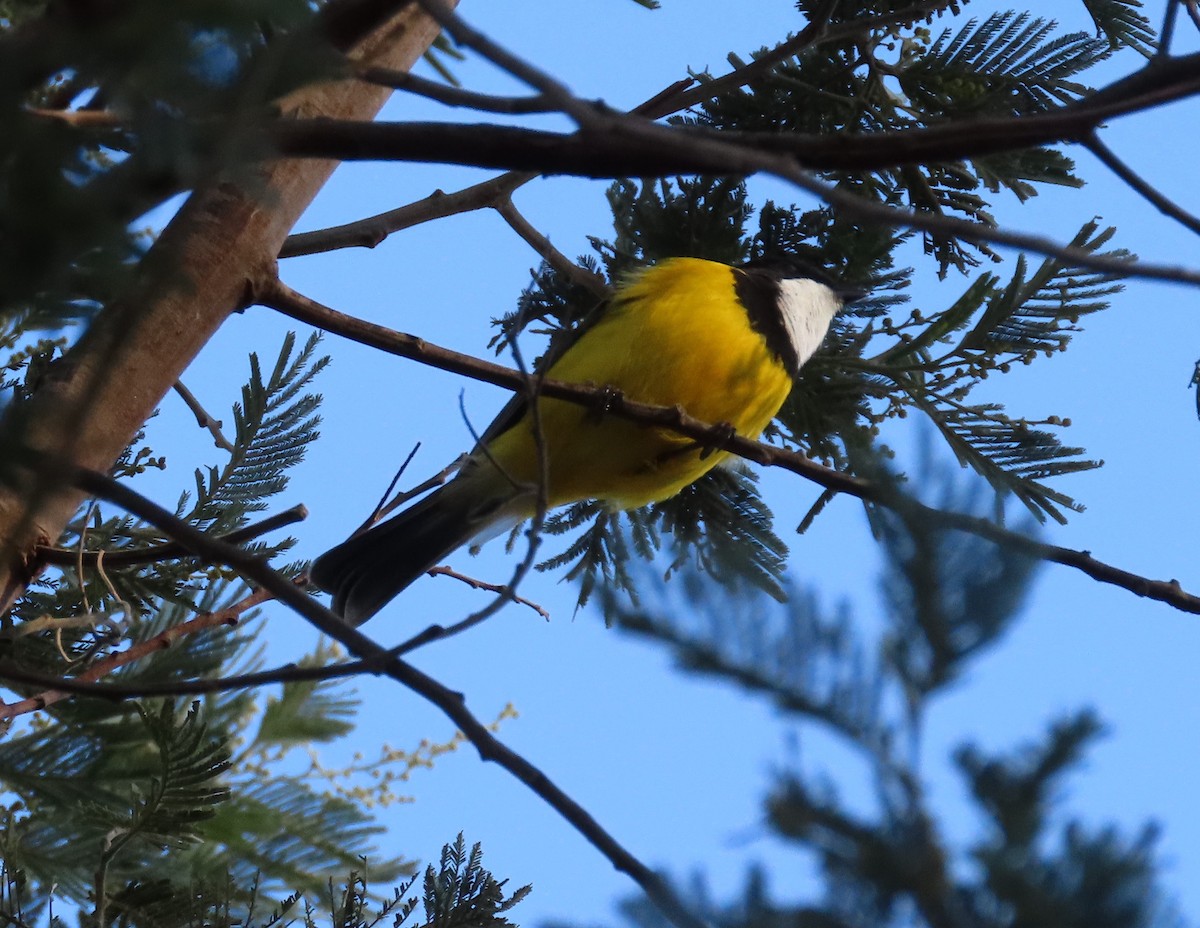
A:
[0, 0, 1184, 925]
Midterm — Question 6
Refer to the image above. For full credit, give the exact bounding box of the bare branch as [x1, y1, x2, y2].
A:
[1085, 132, 1200, 237]
[268, 43, 1200, 289]
[634, 0, 842, 120]
[257, 279, 1200, 617]
[492, 195, 608, 297]
[0, 587, 269, 721]
[412, 0, 597, 126]
[281, 5, 947, 264]
[597, 111, 1200, 287]
[281, 63, 704, 261]
[35, 504, 308, 568]
[648, 108, 1193, 303]
[357, 65, 556, 114]
[427, 565, 551, 620]
[0, 596, 528, 699]
[173, 380, 236, 453]
[0, 648, 371, 702]
[1159, 0, 1182, 56]
[264, 116, 744, 175]
[0, 564, 536, 703]
[764, 157, 1200, 286]
[376, 454, 463, 522]
[271, 49, 1200, 177]
[279, 171, 536, 257]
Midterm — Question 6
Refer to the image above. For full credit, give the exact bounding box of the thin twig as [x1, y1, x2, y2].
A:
[432, 310, 553, 640]
[274, 73, 1200, 181]
[428, 565, 550, 620]
[173, 381, 236, 452]
[353, 443, 422, 536]
[3, 610, 120, 642]
[357, 65, 556, 114]
[278, 171, 536, 257]
[93, 550, 133, 633]
[458, 392, 523, 493]
[0, 587, 270, 720]
[1085, 132, 1200, 236]
[1159, 0, 1181, 56]
[377, 455, 465, 522]
[77, 501, 98, 617]
[493, 195, 608, 297]
[413, 0, 598, 126]
[635, 0, 841, 120]
[35, 504, 309, 568]
[256, 279, 1200, 617]
[1188, 0, 1200, 33]
[0, 651, 361, 701]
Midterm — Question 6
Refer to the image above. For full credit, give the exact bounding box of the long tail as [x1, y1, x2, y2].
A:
[310, 482, 484, 625]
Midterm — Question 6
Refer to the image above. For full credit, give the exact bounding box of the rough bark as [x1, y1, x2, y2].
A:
[0, 2, 455, 612]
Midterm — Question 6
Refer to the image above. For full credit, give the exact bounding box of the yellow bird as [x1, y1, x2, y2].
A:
[311, 257, 857, 624]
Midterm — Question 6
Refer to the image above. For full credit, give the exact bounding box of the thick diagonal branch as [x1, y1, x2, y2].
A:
[271, 50, 1200, 177]
[259, 280, 1200, 617]
[1, 448, 712, 928]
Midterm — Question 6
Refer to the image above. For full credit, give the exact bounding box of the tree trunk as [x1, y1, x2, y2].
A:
[0, 2, 456, 612]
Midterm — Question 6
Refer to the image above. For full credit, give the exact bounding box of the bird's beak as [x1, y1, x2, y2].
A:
[834, 284, 868, 305]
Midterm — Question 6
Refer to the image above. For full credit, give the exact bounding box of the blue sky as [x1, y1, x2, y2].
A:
[162, 1, 1200, 923]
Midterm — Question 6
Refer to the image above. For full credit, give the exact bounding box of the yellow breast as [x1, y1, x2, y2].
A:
[480, 258, 794, 510]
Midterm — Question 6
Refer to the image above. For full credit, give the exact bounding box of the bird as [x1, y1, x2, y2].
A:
[310, 256, 859, 625]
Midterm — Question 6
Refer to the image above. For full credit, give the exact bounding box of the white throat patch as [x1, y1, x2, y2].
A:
[775, 278, 842, 369]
